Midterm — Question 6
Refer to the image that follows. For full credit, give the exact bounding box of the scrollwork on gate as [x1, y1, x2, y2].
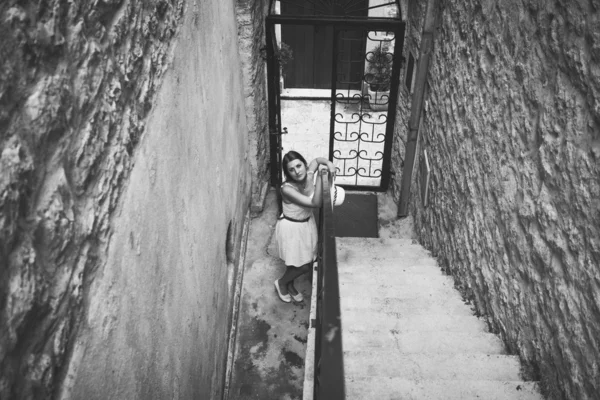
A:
[332, 29, 394, 186]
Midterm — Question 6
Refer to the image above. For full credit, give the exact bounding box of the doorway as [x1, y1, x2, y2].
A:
[266, 0, 405, 191]
[280, 0, 367, 90]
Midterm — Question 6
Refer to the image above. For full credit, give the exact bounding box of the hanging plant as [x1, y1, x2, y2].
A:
[276, 42, 293, 67]
[276, 42, 294, 78]
[366, 44, 393, 92]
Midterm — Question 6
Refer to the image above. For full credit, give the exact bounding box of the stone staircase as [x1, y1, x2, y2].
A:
[337, 237, 544, 400]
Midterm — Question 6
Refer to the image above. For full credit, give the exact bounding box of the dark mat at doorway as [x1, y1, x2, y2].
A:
[334, 193, 378, 238]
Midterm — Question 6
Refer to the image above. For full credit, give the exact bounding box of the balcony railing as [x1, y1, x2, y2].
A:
[304, 170, 345, 400]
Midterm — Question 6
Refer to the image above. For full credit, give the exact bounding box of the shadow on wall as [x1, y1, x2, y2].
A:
[0, 0, 261, 399]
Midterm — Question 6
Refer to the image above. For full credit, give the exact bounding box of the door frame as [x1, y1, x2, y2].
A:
[266, 14, 405, 191]
[266, 22, 283, 187]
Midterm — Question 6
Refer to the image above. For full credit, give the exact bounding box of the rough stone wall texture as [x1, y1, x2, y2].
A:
[236, 0, 270, 212]
[408, 1, 600, 399]
[1, 0, 252, 399]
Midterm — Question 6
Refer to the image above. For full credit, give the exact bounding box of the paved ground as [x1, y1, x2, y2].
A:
[227, 188, 413, 400]
[227, 191, 311, 400]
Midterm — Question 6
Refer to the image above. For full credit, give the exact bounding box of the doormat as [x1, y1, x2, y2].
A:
[334, 193, 378, 238]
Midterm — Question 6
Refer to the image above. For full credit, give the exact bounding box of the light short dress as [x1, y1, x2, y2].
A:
[275, 182, 318, 267]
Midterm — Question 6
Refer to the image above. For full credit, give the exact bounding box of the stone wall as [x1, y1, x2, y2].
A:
[1, 0, 253, 398]
[408, 0, 600, 398]
[236, 0, 271, 213]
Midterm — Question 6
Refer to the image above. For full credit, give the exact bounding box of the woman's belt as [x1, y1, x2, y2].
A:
[278, 214, 310, 223]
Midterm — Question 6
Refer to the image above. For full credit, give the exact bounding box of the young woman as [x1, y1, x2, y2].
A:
[274, 151, 335, 303]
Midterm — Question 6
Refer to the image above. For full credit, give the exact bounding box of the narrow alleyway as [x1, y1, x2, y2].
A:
[225, 189, 412, 399]
[226, 185, 544, 399]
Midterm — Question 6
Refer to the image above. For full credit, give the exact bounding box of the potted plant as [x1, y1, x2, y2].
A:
[277, 42, 293, 88]
[365, 44, 393, 111]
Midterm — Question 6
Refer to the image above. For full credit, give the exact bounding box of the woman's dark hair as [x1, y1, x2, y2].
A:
[282, 151, 307, 182]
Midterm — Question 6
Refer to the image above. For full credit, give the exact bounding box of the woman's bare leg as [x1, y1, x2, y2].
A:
[277, 262, 312, 295]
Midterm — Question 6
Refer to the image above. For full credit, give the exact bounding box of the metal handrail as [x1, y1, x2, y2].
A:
[314, 171, 345, 399]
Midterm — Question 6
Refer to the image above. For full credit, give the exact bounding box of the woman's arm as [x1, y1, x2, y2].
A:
[307, 157, 336, 177]
[281, 166, 327, 208]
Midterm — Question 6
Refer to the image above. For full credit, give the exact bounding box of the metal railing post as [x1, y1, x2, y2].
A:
[313, 171, 345, 400]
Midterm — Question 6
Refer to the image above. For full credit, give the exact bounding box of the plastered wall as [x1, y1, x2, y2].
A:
[1, 0, 253, 398]
[405, 1, 600, 398]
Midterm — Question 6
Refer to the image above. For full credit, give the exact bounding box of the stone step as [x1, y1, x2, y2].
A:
[341, 310, 489, 333]
[338, 254, 439, 267]
[342, 329, 506, 354]
[338, 270, 454, 288]
[338, 265, 446, 279]
[336, 237, 422, 249]
[339, 274, 460, 297]
[337, 239, 432, 261]
[345, 378, 543, 400]
[338, 262, 443, 273]
[338, 284, 465, 305]
[331, 237, 543, 400]
[340, 295, 476, 317]
[339, 254, 436, 267]
[337, 237, 416, 249]
[344, 351, 524, 381]
[339, 283, 469, 306]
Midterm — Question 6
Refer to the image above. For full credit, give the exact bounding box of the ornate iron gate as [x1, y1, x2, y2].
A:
[266, 1, 405, 192]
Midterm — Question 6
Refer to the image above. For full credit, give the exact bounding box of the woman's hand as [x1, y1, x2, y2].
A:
[328, 162, 336, 179]
[311, 157, 337, 178]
